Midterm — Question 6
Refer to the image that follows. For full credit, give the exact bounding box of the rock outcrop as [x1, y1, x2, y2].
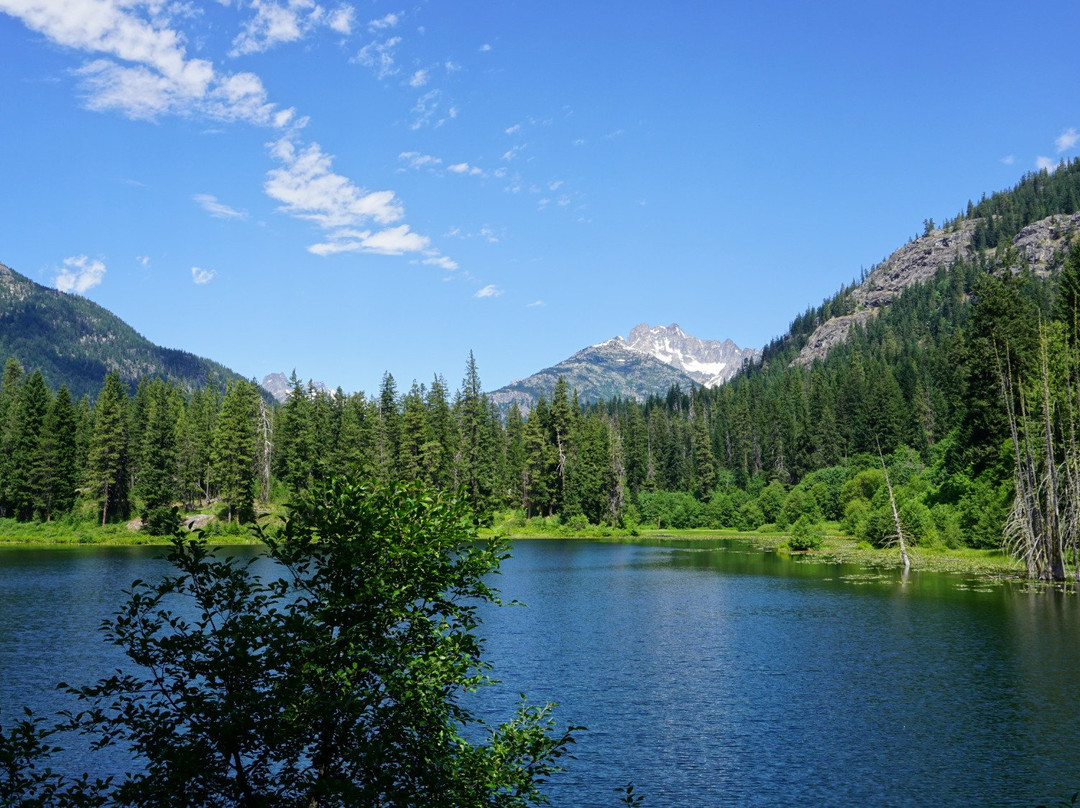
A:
[794, 213, 1080, 366]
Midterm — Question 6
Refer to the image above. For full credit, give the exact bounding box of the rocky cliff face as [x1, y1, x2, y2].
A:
[794, 213, 1080, 366]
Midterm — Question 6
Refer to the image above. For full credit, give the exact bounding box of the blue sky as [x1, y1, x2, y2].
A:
[1, 0, 1078, 395]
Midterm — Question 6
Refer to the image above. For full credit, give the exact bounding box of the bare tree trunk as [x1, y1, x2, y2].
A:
[878, 445, 910, 570]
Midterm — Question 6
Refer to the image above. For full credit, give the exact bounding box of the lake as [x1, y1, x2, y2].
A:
[1, 538, 1077, 806]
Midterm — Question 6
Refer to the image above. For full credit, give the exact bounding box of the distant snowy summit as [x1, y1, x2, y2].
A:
[489, 323, 759, 410]
[617, 323, 759, 388]
[262, 372, 333, 403]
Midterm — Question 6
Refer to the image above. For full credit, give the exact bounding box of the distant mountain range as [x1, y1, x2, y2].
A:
[488, 323, 759, 410]
[0, 261, 252, 400]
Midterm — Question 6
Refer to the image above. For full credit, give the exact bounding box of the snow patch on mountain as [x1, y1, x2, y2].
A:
[602, 323, 759, 388]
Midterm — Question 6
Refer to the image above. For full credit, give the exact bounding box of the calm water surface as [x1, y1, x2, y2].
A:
[1, 539, 1078, 806]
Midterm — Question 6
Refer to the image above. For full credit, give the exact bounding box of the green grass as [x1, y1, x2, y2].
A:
[484, 516, 1028, 580]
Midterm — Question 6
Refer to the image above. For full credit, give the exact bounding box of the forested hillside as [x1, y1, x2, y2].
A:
[0, 262, 250, 399]
[2, 163, 1080, 578]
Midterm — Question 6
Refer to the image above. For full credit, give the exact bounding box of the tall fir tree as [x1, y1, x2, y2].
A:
[89, 373, 131, 526]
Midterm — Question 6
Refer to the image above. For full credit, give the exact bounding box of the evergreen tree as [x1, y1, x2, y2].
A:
[11, 370, 52, 521]
[1053, 238, 1080, 342]
[136, 380, 181, 534]
[89, 373, 131, 525]
[211, 379, 259, 523]
[0, 358, 24, 517]
[39, 385, 78, 520]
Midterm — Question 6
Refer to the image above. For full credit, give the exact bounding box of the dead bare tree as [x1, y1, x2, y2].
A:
[997, 328, 1078, 581]
[877, 441, 910, 570]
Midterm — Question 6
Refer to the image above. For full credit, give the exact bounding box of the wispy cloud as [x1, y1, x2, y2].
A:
[409, 89, 456, 130]
[409, 69, 428, 87]
[327, 4, 353, 34]
[55, 255, 106, 294]
[367, 11, 399, 30]
[136, 255, 150, 267]
[505, 123, 520, 135]
[423, 255, 458, 270]
[474, 284, 502, 299]
[191, 266, 216, 284]
[230, 0, 338, 57]
[478, 43, 491, 52]
[2, 0, 296, 124]
[398, 151, 441, 170]
[194, 193, 248, 219]
[1036, 155, 1059, 173]
[527, 299, 544, 307]
[447, 162, 484, 176]
[1056, 127, 1079, 153]
[355, 35, 401, 79]
[1001, 155, 1015, 165]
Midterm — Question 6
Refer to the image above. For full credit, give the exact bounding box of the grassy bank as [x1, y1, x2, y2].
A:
[484, 517, 1026, 580]
[0, 511, 1028, 581]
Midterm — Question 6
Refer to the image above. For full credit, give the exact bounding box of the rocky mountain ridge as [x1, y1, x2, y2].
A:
[0, 261, 253, 400]
[623, 323, 759, 386]
[488, 324, 757, 410]
[794, 212, 1080, 366]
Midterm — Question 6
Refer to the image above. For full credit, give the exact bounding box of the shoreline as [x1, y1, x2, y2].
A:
[0, 520, 1030, 581]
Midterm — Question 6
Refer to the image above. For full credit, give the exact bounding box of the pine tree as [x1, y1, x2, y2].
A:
[39, 385, 78, 520]
[12, 370, 52, 521]
[136, 380, 181, 534]
[0, 359, 24, 517]
[89, 373, 131, 526]
[212, 379, 259, 523]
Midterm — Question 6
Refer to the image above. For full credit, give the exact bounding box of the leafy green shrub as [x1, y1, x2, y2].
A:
[565, 514, 589, 532]
[841, 497, 870, 535]
[736, 500, 765, 531]
[788, 515, 824, 551]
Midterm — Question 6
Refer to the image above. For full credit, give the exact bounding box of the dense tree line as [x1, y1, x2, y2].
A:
[2, 166, 1079, 578]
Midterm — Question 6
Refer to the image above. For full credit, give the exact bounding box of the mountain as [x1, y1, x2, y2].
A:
[794, 212, 1080, 366]
[0, 260, 254, 400]
[624, 323, 759, 386]
[262, 372, 333, 403]
[488, 324, 758, 410]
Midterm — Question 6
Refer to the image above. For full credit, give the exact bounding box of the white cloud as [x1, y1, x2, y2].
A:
[410, 89, 438, 128]
[1056, 128, 1079, 153]
[191, 266, 215, 284]
[367, 11, 398, 30]
[447, 162, 484, 176]
[307, 225, 429, 256]
[478, 43, 490, 52]
[504, 123, 520, 135]
[55, 255, 106, 294]
[1036, 155, 1059, 173]
[327, 4, 353, 34]
[266, 136, 403, 230]
[409, 69, 428, 87]
[355, 35, 401, 79]
[527, 299, 544, 307]
[194, 193, 247, 219]
[230, 0, 322, 57]
[398, 151, 441, 170]
[1001, 155, 1015, 165]
[423, 255, 458, 270]
[136, 255, 150, 267]
[474, 284, 502, 299]
[1, 0, 293, 125]
[548, 180, 563, 191]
